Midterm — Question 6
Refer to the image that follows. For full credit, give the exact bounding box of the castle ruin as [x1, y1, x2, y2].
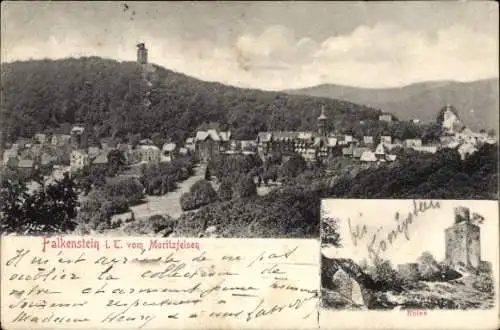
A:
[445, 206, 481, 269]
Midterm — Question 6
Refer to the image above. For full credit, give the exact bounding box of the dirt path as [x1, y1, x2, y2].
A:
[117, 164, 207, 220]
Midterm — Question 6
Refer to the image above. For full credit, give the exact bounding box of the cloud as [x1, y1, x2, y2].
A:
[2, 23, 498, 90]
[189, 23, 498, 90]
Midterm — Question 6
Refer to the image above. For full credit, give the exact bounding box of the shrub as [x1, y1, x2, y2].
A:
[280, 153, 307, 179]
[122, 214, 177, 236]
[180, 179, 217, 211]
[472, 273, 494, 293]
[140, 155, 196, 195]
[367, 258, 403, 291]
[218, 179, 233, 201]
[0, 174, 79, 234]
[180, 192, 197, 211]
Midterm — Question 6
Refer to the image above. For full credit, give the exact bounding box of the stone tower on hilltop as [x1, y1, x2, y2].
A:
[137, 42, 148, 67]
[445, 206, 481, 269]
[317, 105, 328, 137]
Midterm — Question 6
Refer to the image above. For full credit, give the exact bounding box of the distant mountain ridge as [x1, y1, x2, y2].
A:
[285, 79, 499, 133]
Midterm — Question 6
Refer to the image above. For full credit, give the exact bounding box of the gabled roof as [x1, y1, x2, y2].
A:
[375, 143, 389, 155]
[196, 129, 226, 141]
[363, 136, 374, 143]
[186, 137, 194, 144]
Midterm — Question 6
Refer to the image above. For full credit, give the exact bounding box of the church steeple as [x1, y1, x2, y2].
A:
[317, 105, 327, 136]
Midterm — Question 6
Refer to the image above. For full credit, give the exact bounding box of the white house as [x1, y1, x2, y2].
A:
[138, 145, 161, 163]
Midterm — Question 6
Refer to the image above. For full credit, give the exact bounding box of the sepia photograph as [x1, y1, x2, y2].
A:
[1, 1, 498, 239]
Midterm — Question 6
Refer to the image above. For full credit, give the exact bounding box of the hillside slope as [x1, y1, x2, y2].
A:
[1, 57, 382, 144]
[286, 79, 499, 132]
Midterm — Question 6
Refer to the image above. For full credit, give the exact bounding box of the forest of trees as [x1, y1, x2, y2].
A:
[320, 143, 498, 199]
[1, 57, 383, 146]
[174, 143, 497, 238]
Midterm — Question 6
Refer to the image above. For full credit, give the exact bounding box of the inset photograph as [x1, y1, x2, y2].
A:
[320, 199, 498, 310]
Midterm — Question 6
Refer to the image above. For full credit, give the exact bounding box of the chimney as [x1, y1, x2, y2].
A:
[454, 206, 470, 224]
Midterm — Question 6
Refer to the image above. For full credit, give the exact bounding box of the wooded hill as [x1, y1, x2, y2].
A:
[1, 57, 383, 145]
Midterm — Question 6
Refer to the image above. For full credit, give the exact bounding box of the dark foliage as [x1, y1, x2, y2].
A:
[1, 58, 382, 144]
[321, 217, 342, 247]
[139, 156, 195, 195]
[75, 177, 144, 231]
[208, 154, 263, 183]
[321, 144, 498, 199]
[106, 149, 127, 176]
[180, 179, 217, 211]
[122, 214, 177, 236]
[0, 173, 79, 234]
[234, 174, 257, 199]
[175, 185, 320, 238]
[218, 179, 233, 201]
[280, 153, 307, 180]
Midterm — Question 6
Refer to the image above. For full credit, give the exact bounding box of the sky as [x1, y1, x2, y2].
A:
[1, 1, 498, 90]
[321, 199, 499, 268]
